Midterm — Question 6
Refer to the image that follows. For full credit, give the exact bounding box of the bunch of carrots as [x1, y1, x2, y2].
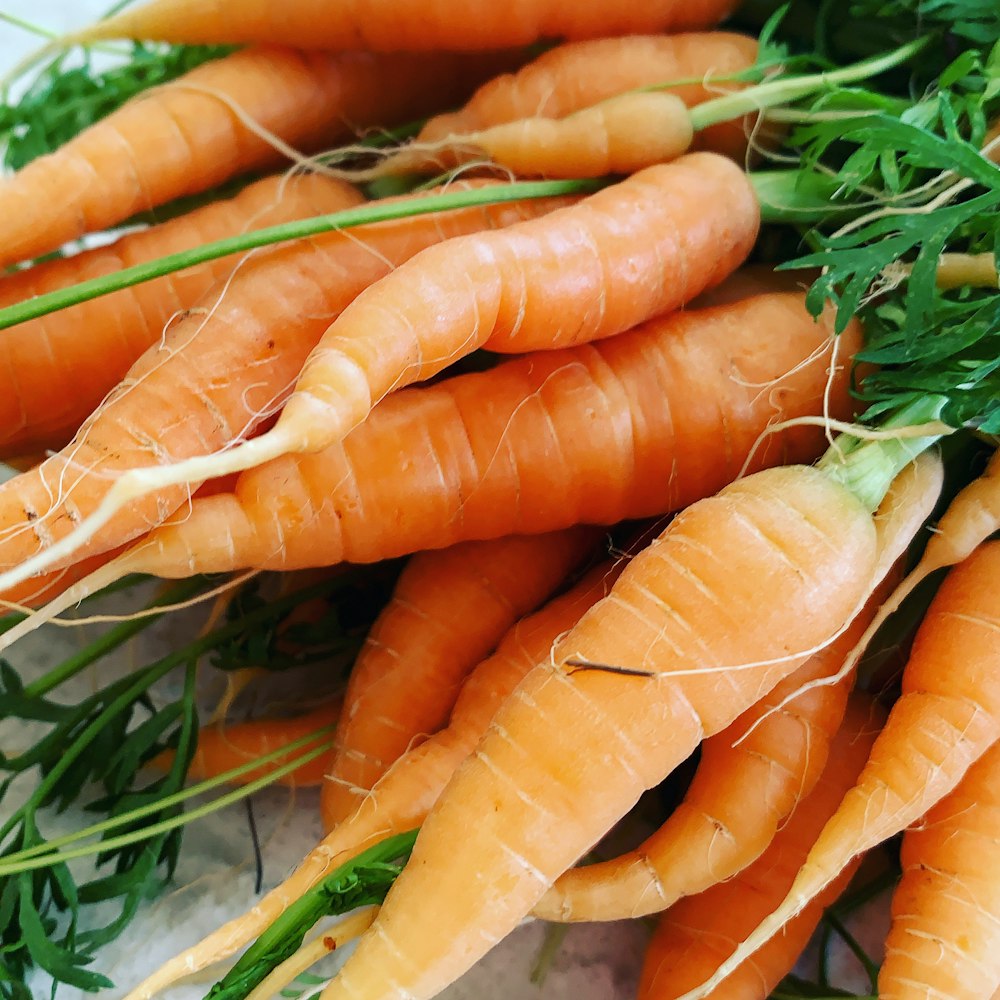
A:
[2, 0, 1000, 998]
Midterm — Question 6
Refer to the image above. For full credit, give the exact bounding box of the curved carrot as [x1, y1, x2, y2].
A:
[12, 286, 860, 635]
[678, 541, 1000, 1000]
[0, 173, 363, 457]
[535, 564, 910, 921]
[323, 528, 597, 827]
[639, 694, 884, 1000]
[416, 33, 760, 164]
[63, 0, 740, 51]
[0, 46, 504, 268]
[1, 153, 761, 595]
[123, 561, 621, 1000]
[879, 738, 1000, 999]
[316, 460, 887, 1000]
[0, 182, 566, 595]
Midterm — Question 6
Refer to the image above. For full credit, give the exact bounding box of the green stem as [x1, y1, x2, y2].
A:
[0, 738, 334, 876]
[23, 576, 204, 697]
[750, 169, 853, 224]
[0, 180, 599, 330]
[690, 35, 930, 131]
[818, 397, 949, 511]
[1, 726, 336, 865]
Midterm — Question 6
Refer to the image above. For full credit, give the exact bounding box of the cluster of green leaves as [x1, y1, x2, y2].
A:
[0, 42, 232, 173]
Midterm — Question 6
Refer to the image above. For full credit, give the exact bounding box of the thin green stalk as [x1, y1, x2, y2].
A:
[23, 576, 204, 697]
[0, 179, 600, 330]
[690, 36, 929, 131]
[823, 909, 880, 990]
[2, 725, 336, 865]
[0, 737, 334, 876]
[750, 169, 853, 223]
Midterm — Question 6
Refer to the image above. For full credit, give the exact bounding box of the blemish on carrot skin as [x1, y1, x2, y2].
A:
[324, 936, 337, 951]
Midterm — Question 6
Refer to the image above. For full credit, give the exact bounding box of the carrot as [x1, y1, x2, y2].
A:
[323, 528, 598, 826]
[0, 173, 363, 457]
[173, 699, 345, 788]
[878, 738, 1000, 999]
[312, 450, 914, 1000]
[638, 694, 885, 1000]
[0, 46, 506, 268]
[122, 561, 622, 1000]
[415, 33, 760, 164]
[534, 566, 907, 922]
[677, 540, 1000, 1000]
[0, 181, 568, 597]
[56, 0, 740, 52]
[0, 153, 761, 596]
[8, 284, 860, 647]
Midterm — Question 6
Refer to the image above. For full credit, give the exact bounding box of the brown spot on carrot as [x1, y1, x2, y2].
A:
[324, 936, 337, 951]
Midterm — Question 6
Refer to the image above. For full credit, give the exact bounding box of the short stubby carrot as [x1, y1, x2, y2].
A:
[416, 33, 760, 164]
[0, 183, 567, 595]
[15, 285, 860, 619]
[121, 561, 622, 1000]
[0, 153, 763, 595]
[678, 541, 1000, 1000]
[323, 528, 597, 827]
[879, 738, 1000, 999]
[535, 570, 900, 922]
[0, 173, 363, 457]
[316, 459, 887, 1000]
[0, 46, 505, 268]
[63, 0, 740, 51]
[639, 694, 884, 1000]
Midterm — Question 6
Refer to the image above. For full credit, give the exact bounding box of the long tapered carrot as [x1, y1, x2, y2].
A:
[323, 528, 597, 826]
[0, 173, 363, 457]
[878, 738, 1000, 999]
[6, 285, 860, 648]
[639, 694, 884, 1000]
[535, 564, 911, 922]
[677, 540, 1000, 1000]
[415, 33, 760, 164]
[0, 153, 761, 597]
[0, 182, 568, 599]
[123, 561, 622, 1000]
[312, 451, 914, 1000]
[55, 0, 740, 52]
[0, 46, 505, 268]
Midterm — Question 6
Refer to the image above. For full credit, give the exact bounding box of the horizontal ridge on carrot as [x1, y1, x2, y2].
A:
[0, 152, 760, 596]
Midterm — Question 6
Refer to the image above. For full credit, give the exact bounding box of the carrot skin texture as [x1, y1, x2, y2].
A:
[639, 695, 884, 1000]
[119, 288, 861, 577]
[0, 47, 506, 268]
[79, 0, 740, 50]
[322, 528, 598, 826]
[878, 739, 1000, 998]
[0, 174, 363, 457]
[416, 33, 760, 166]
[320, 463, 880, 1000]
[536, 572, 893, 922]
[679, 541, 1000, 1000]
[278, 154, 760, 451]
[0, 185, 566, 582]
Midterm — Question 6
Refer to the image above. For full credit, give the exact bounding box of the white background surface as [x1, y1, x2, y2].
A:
[0, 5, 649, 999]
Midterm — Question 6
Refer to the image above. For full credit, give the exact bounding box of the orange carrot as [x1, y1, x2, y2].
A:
[0, 182, 567, 596]
[314, 453, 904, 1000]
[0, 153, 761, 596]
[879, 738, 1000, 999]
[0, 47, 505, 268]
[639, 694, 884, 1000]
[324, 528, 597, 826]
[9, 285, 860, 641]
[123, 561, 622, 1000]
[535, 567, 909, 922]
[0, 173, 363, 457]
[416, 33, 760, 164]
[677, 540, 1000, 1000]
[178, 699, 344, 788]
[61, 0, 740, 51]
